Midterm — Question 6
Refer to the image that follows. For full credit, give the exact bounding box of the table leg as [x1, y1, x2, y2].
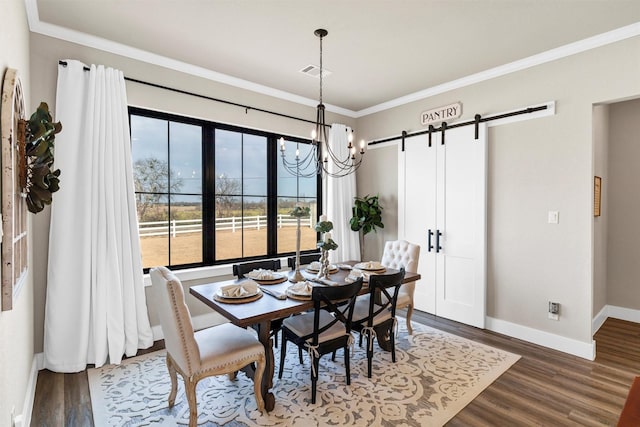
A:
[375, 322, 392, 352]
[256, 321, 276, 411]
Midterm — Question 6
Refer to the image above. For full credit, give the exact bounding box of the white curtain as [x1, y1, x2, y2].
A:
[323, 124, 360, 262]
[44, 60, 153, 372]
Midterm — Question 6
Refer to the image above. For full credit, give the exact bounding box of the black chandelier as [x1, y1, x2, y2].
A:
[279, 29, 366, 178]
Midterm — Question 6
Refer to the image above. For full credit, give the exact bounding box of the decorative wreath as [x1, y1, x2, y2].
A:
[21, 102, 62, 214]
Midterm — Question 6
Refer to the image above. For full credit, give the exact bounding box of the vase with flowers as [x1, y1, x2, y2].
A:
[315, 215, 338, 279]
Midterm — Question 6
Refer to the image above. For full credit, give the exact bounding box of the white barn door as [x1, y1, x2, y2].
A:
[399, 124, 487, 328]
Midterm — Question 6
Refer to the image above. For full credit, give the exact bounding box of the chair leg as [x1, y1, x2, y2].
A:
[406, 304, 414, 335]
[278, 334, 287, 379]
[311, 355, 320, 404]
[367, 333, 373, 378]
[345, 345, 351, 385]
[298, 347, 304, 364]
[166, 355, 178, 408]
[331, 349, 337, 362]
[390, 324, 397, 363]
[184, 377, 199, 427]
[253, 355, 266, 412]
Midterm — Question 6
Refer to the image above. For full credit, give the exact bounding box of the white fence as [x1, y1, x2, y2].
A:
[139, 215, 314, 237]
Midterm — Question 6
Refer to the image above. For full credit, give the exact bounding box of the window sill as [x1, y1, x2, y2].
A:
[143, 256, 290, 286]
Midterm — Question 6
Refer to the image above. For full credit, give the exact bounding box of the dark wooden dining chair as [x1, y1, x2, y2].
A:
[352, 268, 405, 378]
[232, 259, 282, 278]
[232, 258, 284, 347]
[278, 278, 364, 404]
[287, 252, 321, 270]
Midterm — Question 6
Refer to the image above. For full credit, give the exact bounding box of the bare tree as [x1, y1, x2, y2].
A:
[133, 158, 184, 221]
[215, 173, 241, 217]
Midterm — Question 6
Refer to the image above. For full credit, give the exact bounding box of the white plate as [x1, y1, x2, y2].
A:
[216, 288, 260, 299]
[353, 262, 386, 271]
[306, 265, 338, 273]
[251, 273, 287, 283]
[287, 282, 314, 296]
[247, 271, 285, 281]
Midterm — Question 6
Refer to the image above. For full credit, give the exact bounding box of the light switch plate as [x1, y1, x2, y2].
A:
[548, 211, 559, 224]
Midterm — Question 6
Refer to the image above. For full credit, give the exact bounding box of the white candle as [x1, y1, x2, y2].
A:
[320, 215, 327, 222]
[324, 232, 331, 242]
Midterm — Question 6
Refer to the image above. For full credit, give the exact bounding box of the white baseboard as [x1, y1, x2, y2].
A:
[18, 352, 43, 427]
[592, 305, 609, 334]
[486, 316, 596, 360]
[593, 305, 640, 334]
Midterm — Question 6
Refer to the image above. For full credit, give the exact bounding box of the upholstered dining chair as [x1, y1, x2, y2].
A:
[150, 266, 266, 426]
[287, 252, 321, 269]
[278, 278, 364, 404]
[352, 268, 405, 378]
[380, 240, 420, 334]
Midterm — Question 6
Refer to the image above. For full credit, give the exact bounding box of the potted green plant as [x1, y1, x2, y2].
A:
[22, 102, 62, 214]
[349, 194, 384, 260]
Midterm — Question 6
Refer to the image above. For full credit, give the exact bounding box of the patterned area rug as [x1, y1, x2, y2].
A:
[88, 319, 520, 426]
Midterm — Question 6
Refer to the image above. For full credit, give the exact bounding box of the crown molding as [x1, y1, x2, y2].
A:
[356, 22, 640, 117]
[25, 0, 640, 119]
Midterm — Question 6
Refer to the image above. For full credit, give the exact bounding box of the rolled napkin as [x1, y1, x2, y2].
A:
[288, 281, 314, 295]
[220, 281, 258, 298]
[308, 261, 322, 271]
[247, 268, 276, 280]
[312, 277, 339, 286]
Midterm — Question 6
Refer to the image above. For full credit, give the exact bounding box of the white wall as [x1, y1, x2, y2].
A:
[0, 1, 36, 425]
[355, 36, 640, 355]
[607, 99, 640, 310]
[592, 104, 609, 319]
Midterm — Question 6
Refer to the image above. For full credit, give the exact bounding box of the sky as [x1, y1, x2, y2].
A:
[130, 114, 318, 201]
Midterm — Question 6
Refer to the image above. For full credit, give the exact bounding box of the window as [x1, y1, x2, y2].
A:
[130, 107, 320, 271]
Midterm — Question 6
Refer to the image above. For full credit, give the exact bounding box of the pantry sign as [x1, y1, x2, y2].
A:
[420, 102, 462, 126]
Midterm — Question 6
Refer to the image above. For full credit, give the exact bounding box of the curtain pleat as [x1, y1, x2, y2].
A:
[324, 124, 360, 262]
[44, 60, 152, 372]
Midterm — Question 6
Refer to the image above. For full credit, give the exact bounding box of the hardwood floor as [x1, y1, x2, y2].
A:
[30, 314, 638, 426]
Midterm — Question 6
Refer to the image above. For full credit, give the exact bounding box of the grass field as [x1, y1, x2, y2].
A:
[140, 227, 318, 268]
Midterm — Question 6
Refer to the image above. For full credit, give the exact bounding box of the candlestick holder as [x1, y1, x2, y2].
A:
[289, 204, 310, 283]
[316, 249, 331, 280]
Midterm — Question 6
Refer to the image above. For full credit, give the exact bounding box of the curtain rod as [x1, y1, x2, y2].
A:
[369, 104, 549, 148]
[58, 60, 320, 127]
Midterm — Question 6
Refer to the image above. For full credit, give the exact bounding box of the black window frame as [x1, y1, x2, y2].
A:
[129, 106, 322, 273]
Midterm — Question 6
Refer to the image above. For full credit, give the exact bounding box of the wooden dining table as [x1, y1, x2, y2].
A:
[189, 260, 420, 411]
